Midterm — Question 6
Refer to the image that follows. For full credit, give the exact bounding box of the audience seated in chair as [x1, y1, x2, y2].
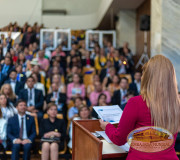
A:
[94, 48, 107, 73]
[89, 81, 111, 106]
[129, 71, 142, 96]
[46, 83, 66, 115]
[25, 73, 45, 96]
[40, 103, 66, 160]
[68, 97, 83, 121]
[0, 65, 6, 88]
[107, 74, 120, 96]
[68, 104, 96, 149]
[92, 93, 108, 119]
[112, 77, 129, 106]
[7, 100, 36, 160]
[102, 67, 116, 90]
[86, 74, 100, 98]
[65, 65, 82, 84]
[1, 56, 14, 78]
[0, 94, 17, 121]
[0, 108, 7, 150]
[4, 70, 24, 96]
[18, 76, 44, 121]
[67, 73, 85, 102]
[120, 90, 135, 110]
[99, 60, 113, 82]
[38, 50, 50, 73]
[0, 83, 17, 105]
[47, 74, 66, 94]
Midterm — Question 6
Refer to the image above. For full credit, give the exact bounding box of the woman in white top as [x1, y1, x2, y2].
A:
[0, 94, 17, 121]
[0, 108, 7, 149]
[68, 105, 96, 149]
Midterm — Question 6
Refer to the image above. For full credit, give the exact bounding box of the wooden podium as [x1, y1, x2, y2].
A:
[72, 120, 128, 160]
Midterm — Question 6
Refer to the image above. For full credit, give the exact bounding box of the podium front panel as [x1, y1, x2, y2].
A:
[73, 120, 102, 160]
[72, 120, 127, 160]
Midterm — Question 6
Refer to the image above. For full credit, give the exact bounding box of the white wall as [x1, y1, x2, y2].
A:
[43, 0, 102, 15]
[116, 10, 136, 54]
[42, 0, 113, 29]
[0, 0, 42, 27]
[0, 0, 112, 29]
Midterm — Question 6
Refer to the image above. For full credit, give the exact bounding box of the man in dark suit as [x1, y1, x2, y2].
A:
[99, 60, 113, 82]
[5, 70, 24, 96]
[20, 27, 36, 47]
[0, 65, 6, 88]
[46, 83, 66, 117]
[18, 76, 44, 121]
[0, 34, 5, 45]
[7, 100, 36, 160]
[129, 71, 142, 96]
[1, 56, 14, 78]
[6, 32, 14, 52]
[112, 77, 129, 107]
[15, 64, 27, 85]
[120, 90, 135, 110]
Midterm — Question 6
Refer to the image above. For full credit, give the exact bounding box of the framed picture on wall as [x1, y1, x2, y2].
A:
[85, 30, 101, 50]
[40, 29, 55, 50]
[85, 30, 116, 50]
[55, 29, 71, 51]
[101, 31, 116, 48]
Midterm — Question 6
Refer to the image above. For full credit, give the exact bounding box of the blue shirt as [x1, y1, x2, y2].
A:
[2, 64, 10, 75]
[68, 107, 78, 119]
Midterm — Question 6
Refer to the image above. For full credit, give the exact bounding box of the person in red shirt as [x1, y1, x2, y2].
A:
[100, 55, 180, 160]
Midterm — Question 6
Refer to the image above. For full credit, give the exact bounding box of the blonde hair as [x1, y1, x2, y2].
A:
[0, 84, 16, 100]
[141, 55, 180, 133]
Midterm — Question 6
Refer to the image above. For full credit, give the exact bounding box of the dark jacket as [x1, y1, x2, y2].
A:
[100, 68, 108, 82]
[7, 114, 36, 143]
[46, 92, 66, 105]
[18, 88, 44, 112]
[1, 64, 14, 77]
[46, 93, 67, 115]
[112, 90, 122, 107]
[129, 82, 139, 96]
[39, 118, 66, 151]
[21, 32, 36, 47]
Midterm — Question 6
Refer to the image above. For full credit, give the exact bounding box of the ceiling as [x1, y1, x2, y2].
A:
[97, 0, 146, 29]
[42, 0, 146, 29]
[43, 0, 103, 15]
[113, 0, 145, 10]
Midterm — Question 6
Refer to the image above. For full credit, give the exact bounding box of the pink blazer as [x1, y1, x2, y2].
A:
[105, 96, 178, 160]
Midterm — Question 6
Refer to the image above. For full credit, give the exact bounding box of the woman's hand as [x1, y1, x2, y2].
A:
[54, 132, 61, 137]
[44, 131, 54, 138]
[99, 119, 110, 130]
[44, 133, 51, 138]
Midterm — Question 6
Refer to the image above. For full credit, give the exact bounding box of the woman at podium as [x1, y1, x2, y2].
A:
[100, 55, 180, 160]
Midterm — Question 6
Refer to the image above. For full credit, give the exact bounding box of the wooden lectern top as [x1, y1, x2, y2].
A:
[72, 119, 128, 160]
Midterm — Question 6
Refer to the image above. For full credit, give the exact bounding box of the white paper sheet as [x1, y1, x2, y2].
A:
[96, 131, 112, 143]
[96, 131, 130, 152]
[93, 105, 123, 124]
